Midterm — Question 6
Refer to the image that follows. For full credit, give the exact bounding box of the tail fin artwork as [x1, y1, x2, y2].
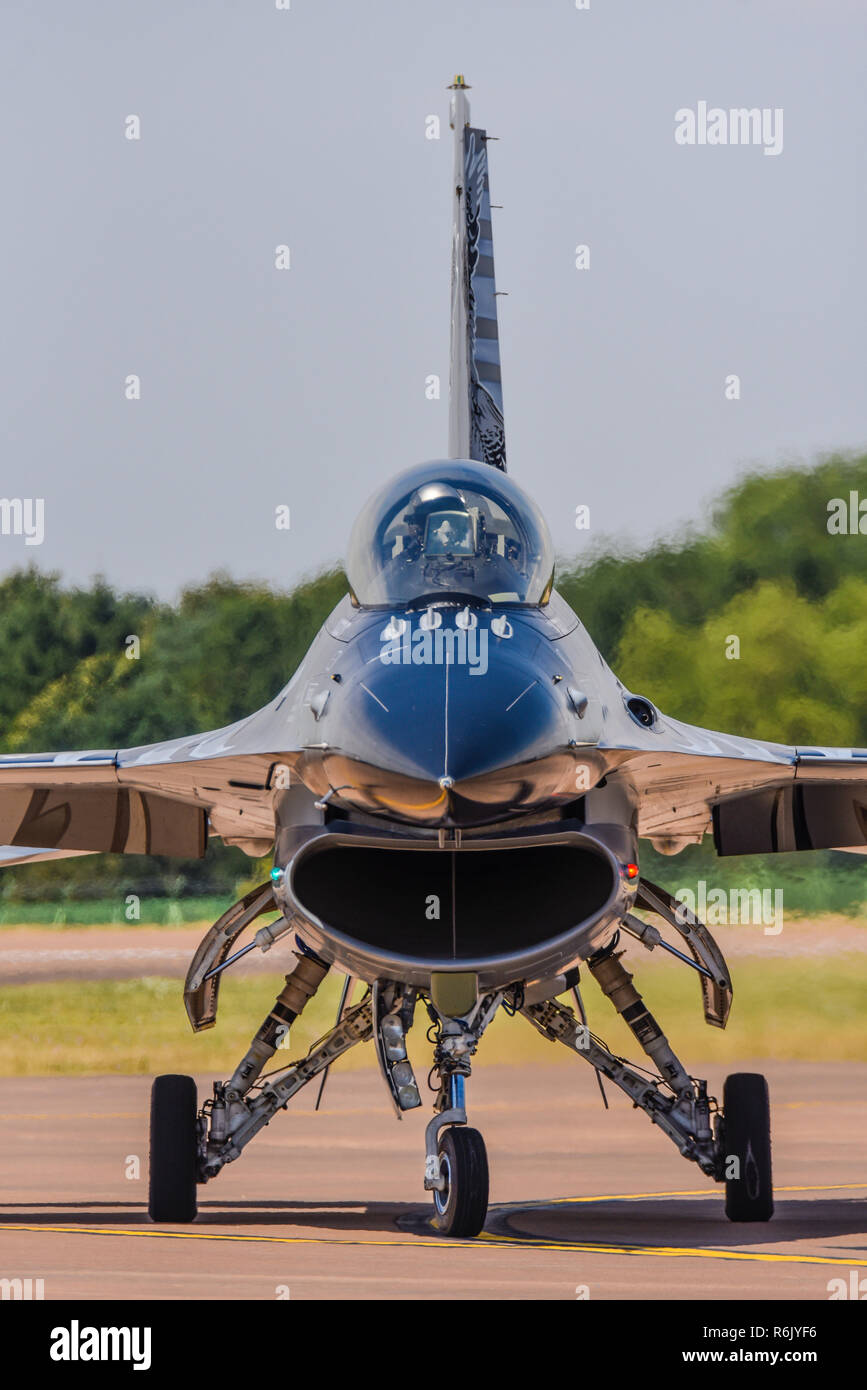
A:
[447, 76, 507, 471]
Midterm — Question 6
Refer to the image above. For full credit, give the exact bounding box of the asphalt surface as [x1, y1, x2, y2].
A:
[1, 1063, 864, 1300]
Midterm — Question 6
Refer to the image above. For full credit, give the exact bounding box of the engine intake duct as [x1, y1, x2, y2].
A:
[292, 839, 614, 962]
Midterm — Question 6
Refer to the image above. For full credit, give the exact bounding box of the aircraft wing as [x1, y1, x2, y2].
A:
[0, 844, 95, 869]
[602, 713, 867, 855]
[0, 686, 306, 861]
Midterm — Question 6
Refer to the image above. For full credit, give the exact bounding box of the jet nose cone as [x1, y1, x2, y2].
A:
[441, 657, 565, 783]
[332, 616, 579, 823]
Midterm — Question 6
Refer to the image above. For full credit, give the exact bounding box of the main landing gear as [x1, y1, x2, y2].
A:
[148, 1074, 197, 1223]
[148, 881, 773, 1236]
[721, 1072, 774, 1222]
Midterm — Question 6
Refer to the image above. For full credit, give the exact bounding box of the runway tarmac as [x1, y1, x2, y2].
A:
[1, 1062, 864, 1300]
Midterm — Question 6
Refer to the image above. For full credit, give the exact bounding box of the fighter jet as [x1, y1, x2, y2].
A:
[2, 77, 864, 1236]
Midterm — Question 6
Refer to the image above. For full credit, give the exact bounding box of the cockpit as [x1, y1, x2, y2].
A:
[345, 460, 555, 608]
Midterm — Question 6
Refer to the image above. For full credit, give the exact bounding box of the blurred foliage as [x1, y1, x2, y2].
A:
[0, 568, 342, 901]
[0, 571, 154, 730]
[557, 450, 867, 663]
[1, 450, 866, 907]
[0, 895, 238, 925]
[3, 568, 347, 751]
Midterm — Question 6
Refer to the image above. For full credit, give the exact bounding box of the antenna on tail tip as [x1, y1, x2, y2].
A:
[447, 74, 471, 89]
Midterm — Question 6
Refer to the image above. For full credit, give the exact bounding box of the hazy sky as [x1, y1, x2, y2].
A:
[1, 1, 864, 598]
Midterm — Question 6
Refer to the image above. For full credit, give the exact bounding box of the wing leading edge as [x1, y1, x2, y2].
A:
[602, 711, 867, 855]
[0, 671, 312, 860]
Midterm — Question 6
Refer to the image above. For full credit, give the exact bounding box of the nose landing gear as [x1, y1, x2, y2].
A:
[422, 993, 502, 1238]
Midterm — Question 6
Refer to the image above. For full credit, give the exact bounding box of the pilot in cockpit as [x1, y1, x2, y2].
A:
[345, 459, 554, 608]
[427, 512, 474, 555]
[379, 483, 522, 600]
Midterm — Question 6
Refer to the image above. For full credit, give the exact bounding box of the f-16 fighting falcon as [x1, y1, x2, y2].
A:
[2, 78, 865, 1237]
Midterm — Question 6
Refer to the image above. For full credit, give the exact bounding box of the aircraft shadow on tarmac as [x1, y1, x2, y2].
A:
[0, 1200, 423, 1235]
[2, 1196, 865, 1249]
[484, 1196, 867, 1251]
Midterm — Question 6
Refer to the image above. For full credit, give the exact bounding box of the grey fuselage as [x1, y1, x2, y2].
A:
[270, 587, 643, 994]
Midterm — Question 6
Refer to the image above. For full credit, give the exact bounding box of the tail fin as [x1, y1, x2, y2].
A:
[447, 76, 507, 471]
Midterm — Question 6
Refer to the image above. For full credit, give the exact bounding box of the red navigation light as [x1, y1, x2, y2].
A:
[623, 862, 639, 880]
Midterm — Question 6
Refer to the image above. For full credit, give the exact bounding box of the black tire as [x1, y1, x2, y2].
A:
[148, 1074, 198, 1223]
[432, 1126, 489, 1237]
[722, 1072, 773, 1222]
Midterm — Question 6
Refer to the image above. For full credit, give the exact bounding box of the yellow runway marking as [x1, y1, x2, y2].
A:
[2, 1224, 482, 1252]
[4, 1184, 866, 1266]
[497, 1182, 867, 1209]
[477, 1231, 867, 1266]
[3, 1220, 865, 1267]
[482, 1182, 867, 1265]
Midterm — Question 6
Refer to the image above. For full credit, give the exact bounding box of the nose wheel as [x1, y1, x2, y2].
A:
[432, 1126, 489, 1237]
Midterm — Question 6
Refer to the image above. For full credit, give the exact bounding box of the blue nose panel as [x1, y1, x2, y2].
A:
[346, 631, 568, 786]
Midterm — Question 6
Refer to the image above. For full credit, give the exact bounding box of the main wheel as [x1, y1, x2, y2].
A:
[722, 1072, 773, 1222]
[432, 1126, 489, 1237]
[148, 1074, 198, 1223]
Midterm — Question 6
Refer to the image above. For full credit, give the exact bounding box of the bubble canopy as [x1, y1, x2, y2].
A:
[346, 460, 555, 608]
